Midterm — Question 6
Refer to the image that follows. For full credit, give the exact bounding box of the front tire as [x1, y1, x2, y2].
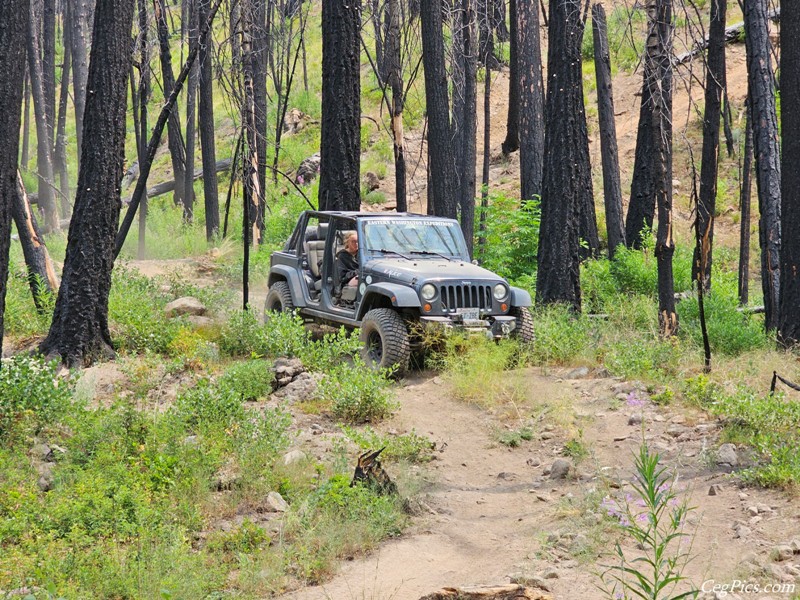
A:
[264, 281, 295, 320]
[359, 308, 411, 374]
[510, 306, 534, 344]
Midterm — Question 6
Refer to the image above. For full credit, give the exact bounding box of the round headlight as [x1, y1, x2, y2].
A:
[493, 283, 508, 300]
[420, 283, 437, 301]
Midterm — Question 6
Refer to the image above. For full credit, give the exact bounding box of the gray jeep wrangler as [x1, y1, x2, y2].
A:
[265, 211, 533, 373]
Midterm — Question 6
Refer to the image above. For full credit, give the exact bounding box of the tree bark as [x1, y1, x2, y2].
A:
[692, 0, 726, 292]
[68, 0, 93, 165]
[518, 0, 544, 201]
[592, 3, 625, 258]
[385, 0, 407, 212]
[42, 0, 56, 161]
[738, 99, 753, 306]
[198, 0, 219, 239]
[183, 0, 199, 223]
[501, 0, 519, 155]
[154, 0, 188, 209]
[420, 0, 456, 218]
[27, 3, 59, 232]
[0, 0, 29, 359]
[478, 1, 492, 254]
[460, 0, 477, 256]
[54, 18, 72, 215]
[12, 173, 59, 308]
[744, 0, 781, 332]
[779, 0, 800, 345]
[22, 68, 31, 168]
[39, 0, 136, 367]
[251, 0, 267, 235]
[318, 0, 361, 211]
[648, 0, 677, 337]
[136, 0, 150, 260]
[536, 0, 587, 310]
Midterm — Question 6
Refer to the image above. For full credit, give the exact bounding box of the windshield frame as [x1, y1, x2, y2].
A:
[359, 218, 470, 261]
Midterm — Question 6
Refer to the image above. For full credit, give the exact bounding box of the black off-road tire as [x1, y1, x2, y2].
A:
[359, 308, 411, 374]
[510, 306, 535, 344]
[264, 281, 295, 320]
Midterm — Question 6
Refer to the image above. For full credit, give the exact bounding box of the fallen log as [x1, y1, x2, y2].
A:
[419, 585, 552, 600]
[674, 8, 780, 65]
[126, 157, 232, 202]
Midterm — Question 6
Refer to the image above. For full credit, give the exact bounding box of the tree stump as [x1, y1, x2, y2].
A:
[418, 584, 552, 600]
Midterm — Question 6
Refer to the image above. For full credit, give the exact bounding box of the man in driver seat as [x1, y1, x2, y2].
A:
[335, 232, 359, 294]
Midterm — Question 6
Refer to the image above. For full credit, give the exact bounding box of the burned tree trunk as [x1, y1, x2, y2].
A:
[183, 0, 199, 223]
[744, 0, 781, 331]
[39, 0, 136, 367]
[198, 0, 219, 239]
[592, 3, 625, 258]
[478, 0, 493, 253]
[319, 0, 361, 211]
[779, 0, 800, 345]
[0, 0, 29, 357]
[27, 4, 59, 232]
[154, 0, 188, 209]
[649, 0, 677, 337]
[385, 0, 407, 212]
[251, 0, 267, 235]
[501, 0, 519, 155]
[421, 0, 456, 218]
[55, 20, 72, 214]
[693, 0, 726, 292]
[518, 0, 544, 201]
[12, 173, 59, 308]
[536, 0, 588, 310]
[738, 99, 753, 306]
[135, 0, 150, 260]
[460, 0, 477, 256]
[68, 0, 92, 164]
[42, 0, 57, 163]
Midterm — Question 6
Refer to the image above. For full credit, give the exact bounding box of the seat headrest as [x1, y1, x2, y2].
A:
[317, 222, 329, 238]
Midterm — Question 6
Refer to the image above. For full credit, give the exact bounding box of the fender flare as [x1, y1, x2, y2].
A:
[510, 286, 532, 308]
[268, 266, 308, 308]
[357, 283, 420, 320]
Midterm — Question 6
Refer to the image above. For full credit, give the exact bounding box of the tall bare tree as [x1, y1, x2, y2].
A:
[198, 0, 219, 239]
[0, 0, 30, 359]
[518, 0, 544, 201]
[40, 0, 136, 366]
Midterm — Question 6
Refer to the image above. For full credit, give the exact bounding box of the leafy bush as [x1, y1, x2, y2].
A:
[218, 358, 275, 401]
[476, 193, 540, 283]
[0, 355, 72, 437]
[341, 425, 435, 462]
[581, 5, 646, 70]
[529, 304, 594, 365]
[174, 379, 244, 429]
[316, 360, 396, 423]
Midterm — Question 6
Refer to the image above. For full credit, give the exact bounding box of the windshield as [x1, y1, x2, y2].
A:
[362, 219, 469, 259]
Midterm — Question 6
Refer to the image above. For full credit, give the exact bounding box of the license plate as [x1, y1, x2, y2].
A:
[458, 308, 480, 321]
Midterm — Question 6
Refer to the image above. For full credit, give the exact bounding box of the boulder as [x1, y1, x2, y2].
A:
[267, 491, 289, 512]
[549, 459, 571, 480]
[165, 297, 207, 318]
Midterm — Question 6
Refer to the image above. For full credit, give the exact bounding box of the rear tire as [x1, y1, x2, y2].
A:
[510, 306, 534, 344]
[264, 281, 295, 320]
[359, 308, 411, 374]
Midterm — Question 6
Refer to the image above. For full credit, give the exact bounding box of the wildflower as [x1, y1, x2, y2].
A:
[626, 391, 646, 407]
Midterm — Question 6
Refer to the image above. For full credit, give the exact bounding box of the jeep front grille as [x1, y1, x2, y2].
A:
[440, 284, 493, 310]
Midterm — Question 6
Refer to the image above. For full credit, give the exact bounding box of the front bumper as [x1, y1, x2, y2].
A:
[419, 315, 517, 338]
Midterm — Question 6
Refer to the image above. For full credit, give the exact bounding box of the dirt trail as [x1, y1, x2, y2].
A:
[281, 370, 800, 600]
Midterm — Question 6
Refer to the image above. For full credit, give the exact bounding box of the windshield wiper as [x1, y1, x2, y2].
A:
[409, 250, 454, 261]
[375, 248, 412, 260]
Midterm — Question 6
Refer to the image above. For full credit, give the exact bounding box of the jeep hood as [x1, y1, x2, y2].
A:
[365, 258, 505, 283]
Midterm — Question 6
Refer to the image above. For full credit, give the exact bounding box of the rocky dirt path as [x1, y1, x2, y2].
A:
[281, 369, 800, 600]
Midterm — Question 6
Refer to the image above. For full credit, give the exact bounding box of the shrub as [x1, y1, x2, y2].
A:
[0, 355, 72, 437]
[174, 379, 244, 429]
[219, 359, 275, 402]
[341, 426, 435, 463]
[476, 193, 540, 283]
[529, 304, 594, 365]
[316, 360, 396, 423]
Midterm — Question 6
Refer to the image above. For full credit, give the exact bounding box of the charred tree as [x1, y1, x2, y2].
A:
[319, 0, 361, 211]
[251, 0, 266, 235]
[460, 0, 477, 256]
[54, 20, 72, 213]
[648, 0, 677, 337]
[501, 0, 519, 155]
[154, 0, 188, 209]
[744, 0, 781, 331]
[39, 0, 136, 367]
[738, 99, 753, 306]
[420, 0, 456, 218]
[592, 3, 625, 258]
[779, 0, 800, 345]
[693, 0, 726, 292]
[42, 0, 56, 160]
[478, 1, 493, 253]
[13, 173, 59, 308]
[518, 0, 544, 200]
[68, 0, 92, 164]
[135, 0, 150, 260]
[385, 0, 407, 212]
[22, 69, 31, 168]
[536, 0, 588, 310]
[198, 0, 219, 239]
[183, 0, 199, 222]
[27, 3, 58, 232]
[0, 0, 29, 358]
